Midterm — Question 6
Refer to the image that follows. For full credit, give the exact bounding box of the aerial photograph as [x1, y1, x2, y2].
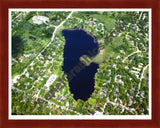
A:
[10, 9, 151, 118]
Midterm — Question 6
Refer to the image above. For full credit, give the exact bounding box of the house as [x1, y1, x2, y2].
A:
[137, 38, 140, 40]
[30, 77, 34, 80]
[126, 36, 130, 41]
[130, 70, 139, 74]
[138, 63, 143, 68]
[120, 50, 125, 54]
[89, 23, 92, 26]
[117, 106, 122, 110]
[93, 24, 97, 27]
[24, 82, 29, 86]
[128, 99, 132, 106]
[119, 20, 123, 24]
[22, 96, 26, 102]
[115, 87, 119, 92]
[69, 106, 73, 109]
[31, 100, 34, 104]
[44, 60, 49, 67]
[79, 19, 83, 23]
[131, 41, 134, 46]
[43, 74, 57, 90]
[115, 75, 124, 85]
[113, 33, 117, 37]
[107, 79, 111, 84]
[108, 69, 111, 75]
[125, 66, 129, 69]
[33, 108, 37, 112]
[105, 112, 109, 115]
[102, 83, 106, 86]
[146, 78, 149, 86]
[117, 99, 122, 104]
[66, 102, 69, 107]
[29, 36, 36, 40]
[60, 99, 65, 102]
[116, 55, 120, 59]
[113, 93, 117, 97]
[130, 95, 134, 99]
[19, 57, 23, 62]
[127, 23, 131, 27]
[140, 91, 145, 97]
[136, 106, 139, 109]
[104, 88, 108, 92]
[43, 86, 48, 90]
[132, 67, 141, 72]
[112, 64, 116, 68]
[26, 72, 29, 77]
[94, 111, 103, 115]
[100, 95, 104, 98]
[36, 73, 39, 76]
[95, 28, 99, 32]
[143, 14, 146, 20]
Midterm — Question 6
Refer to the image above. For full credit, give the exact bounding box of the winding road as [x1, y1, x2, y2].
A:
[12, 11, 73, 85]
[136, 64, 149, 97]
[122, 49, 141, 63]
[102, 97, 136, 114]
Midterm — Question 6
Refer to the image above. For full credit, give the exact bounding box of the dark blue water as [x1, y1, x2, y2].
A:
[62, 29, 99, 101]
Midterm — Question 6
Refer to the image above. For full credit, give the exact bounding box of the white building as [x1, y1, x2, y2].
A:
[26, 72, 29, 78]
[116, 55, 120, 59]
[138, 63, 143, 68]
[120, 50, 125, 54]
[130, 70, 139, 74]
[94, 111, 103, 115]
[44, 60, 49, 67]
[132, 67, 141, 72]
[32, 16, 49, 25]
[125, 66, 129, 69]
[115, 75, 124, 85]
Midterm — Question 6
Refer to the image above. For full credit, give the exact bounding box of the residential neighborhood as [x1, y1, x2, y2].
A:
[11, 10, 150, 116]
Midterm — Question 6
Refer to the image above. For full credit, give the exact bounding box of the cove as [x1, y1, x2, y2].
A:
[62, 28, 99, 101]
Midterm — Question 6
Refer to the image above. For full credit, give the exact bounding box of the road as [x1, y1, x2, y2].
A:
[11, 11, 80, 114]
[11, 86, 24, 93]
[122, 49, 141, 63]
[136, 64, 149, 97]
[12, 12, 24, 22]
[139, 11, 143, 20]
[102, 97, 136, 114]
[12, 11, 73, 85]
[122, 11, 144, 63]
[34, 96, 81, 115]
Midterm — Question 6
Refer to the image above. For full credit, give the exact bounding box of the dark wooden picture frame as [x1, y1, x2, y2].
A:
[0, 0, 160, 128]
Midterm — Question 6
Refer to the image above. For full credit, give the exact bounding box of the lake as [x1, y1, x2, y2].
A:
[62, 28, 99, 101]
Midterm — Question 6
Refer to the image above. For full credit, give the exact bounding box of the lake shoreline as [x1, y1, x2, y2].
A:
[62, 28, 99, 101]
[62, 26, 98, 43]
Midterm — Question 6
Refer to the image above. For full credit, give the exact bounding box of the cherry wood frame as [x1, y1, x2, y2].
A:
[0, 0, 160, 128]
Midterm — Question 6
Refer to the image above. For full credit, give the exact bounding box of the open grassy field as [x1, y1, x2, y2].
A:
[72, 11, 116, 31]
[91, 13, 116, 31]
[92, 35, 124, 64]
